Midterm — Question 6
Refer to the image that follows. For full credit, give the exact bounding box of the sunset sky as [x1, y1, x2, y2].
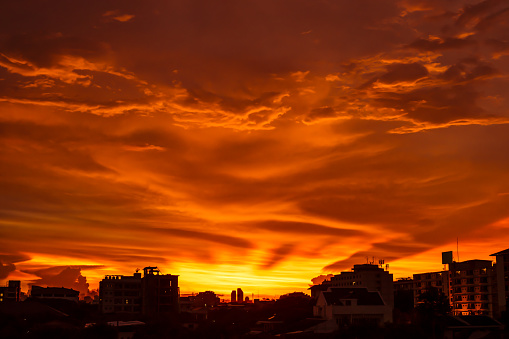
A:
[1, 0, 509, 298]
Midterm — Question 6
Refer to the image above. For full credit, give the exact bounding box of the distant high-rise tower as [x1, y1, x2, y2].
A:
[231, 290, 236, 303]
[237, 288, 244, 304]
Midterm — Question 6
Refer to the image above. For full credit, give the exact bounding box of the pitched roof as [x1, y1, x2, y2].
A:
[490, 248, 509, 256]
[321, 288, 384, 306]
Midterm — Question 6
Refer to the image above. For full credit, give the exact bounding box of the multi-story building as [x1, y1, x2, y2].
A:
[411, 260, 497, 317]
[449, 260, 496, 316]
[413, 271, 450, 306]
[231, 290, 236, 303]
[142, 267, 179, 315]
[0, 280, 20, 302]
[329, 264, 394, 310]
[99, 266, 179, 316]
[30, 286, 79, 302]
[393, 277, 413, 292]
[491, 247, 509, 317]
[100, 272, 142, 314]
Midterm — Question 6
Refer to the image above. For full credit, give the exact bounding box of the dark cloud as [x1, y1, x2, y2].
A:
[408, 37, 476, 51]
[260, 244, 294, 270]
[455, 0, 504, 27]
[303, 106, 339, 123]
[0, 263, 15, 279]
[253, 220, 364, 237]
[2, 33, 108, 68]
[474, 6, 509, 31]
[379, 63, 429, 84]
[377, 85, 483, 124]
[324, 241, 432, 272]
[149, 227, 254, 249]
[311, 274, 333, 285]
[0, 253, 30, 279]
[26, 266, 92, 296]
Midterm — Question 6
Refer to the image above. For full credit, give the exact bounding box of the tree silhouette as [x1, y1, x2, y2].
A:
[416, 287, 451, 317]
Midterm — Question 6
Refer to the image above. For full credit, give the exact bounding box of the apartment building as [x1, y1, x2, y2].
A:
[30, 286, 79, 302]
[0, 280, 21, 302]
[99, 266, 179, 316]
[413, 270, 450, 306]
[449, 260, 495, 316]
[411, 260, 497, 317]
[100, 272, 142, 314]
[491, 247, 509, 316]
[329, 264, 394, 309]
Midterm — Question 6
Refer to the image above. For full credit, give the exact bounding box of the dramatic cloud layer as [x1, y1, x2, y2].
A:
[1, 0, 509, 296]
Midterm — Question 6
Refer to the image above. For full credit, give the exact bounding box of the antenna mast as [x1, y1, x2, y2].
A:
[457, 237, 460, 262]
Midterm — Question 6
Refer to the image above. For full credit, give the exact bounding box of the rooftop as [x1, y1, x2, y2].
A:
[490, 248, 509, 256]
[322, 288, 384, 306]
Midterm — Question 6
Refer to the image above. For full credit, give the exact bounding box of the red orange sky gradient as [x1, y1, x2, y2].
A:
[1, 0, 509, 298]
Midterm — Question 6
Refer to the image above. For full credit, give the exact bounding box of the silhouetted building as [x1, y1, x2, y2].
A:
[413, 270, 450, 306]
[231, 290, 236, 303]
[314, 287, 392, 327]
[449, 260, 497, 317]
[142, 266, 179, 315]
[0, 280, 21, 302]
[393, 277, 413, 291]
[100, 272, 142, 314]
[491, 247, 509, 316]
[413, 260, 497, 317]
[329, 264, 394, 309]
[393, 278, 415, 318]
[237, 288, 243, 304]
[309, 283, 331, 299]
[30, 286, 79, 303]
[99, 266, 179, 316]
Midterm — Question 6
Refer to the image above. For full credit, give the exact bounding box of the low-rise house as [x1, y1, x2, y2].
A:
[314, 287, 392, 328]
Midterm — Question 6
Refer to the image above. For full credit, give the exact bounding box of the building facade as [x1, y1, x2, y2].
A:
[329, 264, 394, 309]
[99, 266, 179, 316]
[30, 286, 79, 302]
[413, 270, 450, 306]
[142, 267, 179, 315]
[100, 273, 142, 314]
[411, 260, 497, 317]
[449, 260, 496, 317]
[491, 248, 509, 317]
[0, 280, 21, 302]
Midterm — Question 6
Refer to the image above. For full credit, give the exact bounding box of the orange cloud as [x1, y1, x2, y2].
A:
[1, 0, 509, 297]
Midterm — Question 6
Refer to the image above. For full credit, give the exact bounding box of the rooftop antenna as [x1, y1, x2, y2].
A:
[457, 237, 460, 262]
